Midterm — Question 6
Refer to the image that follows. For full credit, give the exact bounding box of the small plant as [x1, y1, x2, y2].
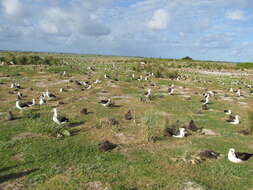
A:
[142, 112, 160, 142]
[166, 71, 180, 80]
[25, 110, 40, 119]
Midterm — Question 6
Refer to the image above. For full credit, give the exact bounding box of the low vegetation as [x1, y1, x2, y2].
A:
[0, 51, 252, 190]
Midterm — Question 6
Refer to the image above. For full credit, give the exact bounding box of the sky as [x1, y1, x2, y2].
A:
[0, 0, 253, 62]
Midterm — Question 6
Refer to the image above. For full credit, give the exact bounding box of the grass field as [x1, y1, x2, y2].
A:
[0, 52, 253, 190]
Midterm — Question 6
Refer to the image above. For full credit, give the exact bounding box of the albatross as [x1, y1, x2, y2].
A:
[99, 99, 112, 107]
[224, 110, 232, 115]
[228, 148, 253, 163]
[144, 89, 152, 99]
[227, 115, 240, 125]
[16, 100, 30, 110]
[168, 84, 174, 95]
[173, 128, 186, 138]
[46, 89, 56, 99]
[39, 96, 46, 105]
[52, 108, 69, 125]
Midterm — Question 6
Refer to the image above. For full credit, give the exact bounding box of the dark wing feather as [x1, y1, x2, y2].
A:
[235, 152, 253, 161]
[226, 115, 235, 122]
[58, 116, 69, 123]
[20, 102, 29, 107]
[99, 100, 108, 104]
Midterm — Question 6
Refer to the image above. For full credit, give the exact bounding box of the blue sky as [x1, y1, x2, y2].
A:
[0, 0, 253, 62]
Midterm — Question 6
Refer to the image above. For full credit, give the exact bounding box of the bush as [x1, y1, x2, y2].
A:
[182, 56, 193, 61]
[237, 62, 253, 69]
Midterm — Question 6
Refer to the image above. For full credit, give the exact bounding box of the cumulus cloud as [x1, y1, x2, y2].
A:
[147, 9, 170, 30]
[1, 0, 31, 19]
[0, 0, 253, 61]
[225, 10, 246, 20]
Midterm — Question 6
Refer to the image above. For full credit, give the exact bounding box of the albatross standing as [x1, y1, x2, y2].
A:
[52, 108, 69, 125]
[168, 84, 174, 95]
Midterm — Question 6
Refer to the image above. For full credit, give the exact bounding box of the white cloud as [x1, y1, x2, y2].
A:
[147, 9, 170, 30]
[1, 0, 21, 16]
[225, 10, 245, 20]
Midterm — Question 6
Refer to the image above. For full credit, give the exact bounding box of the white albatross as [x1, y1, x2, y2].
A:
[52, 108, 69, 125]
[16, 100, 29, 110]
[173, 128, 186, 138]
[228, 148, 253, 163]
[227, 115, 240, 125]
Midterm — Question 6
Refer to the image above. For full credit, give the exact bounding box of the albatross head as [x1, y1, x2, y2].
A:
[228, 148, 236, 156]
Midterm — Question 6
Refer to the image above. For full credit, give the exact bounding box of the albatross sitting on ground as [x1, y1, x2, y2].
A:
[46, 89, 56, 100]
[173, 128, 186, 138]
[228, 148, 253, 163]
[224, 110, 232, 115]
[16, 100, 30, 110]
[52, 108, 69, 125]
[99, 99, 112, 107]
[39, 96, 46, 105]
[227, 115, 240, 125]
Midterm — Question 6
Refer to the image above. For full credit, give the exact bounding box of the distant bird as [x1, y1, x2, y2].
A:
[236, 89, 241, 97]
[168, 85, 174, 95]
[200, 150, 220, 159]
[228, 148, 253, 163]
[188, 120, 201, 132]
[224, 110, 232, 115]
[98, 140, 117, 152]
[80, 108, 88, 115]
[226, 115, 240, 125]
[59, 88, 64, 93]
[99, 99, 112, 107]
[39, 96, 46, 105]
[11, 83, 20, 89]
[16, 100, 29, 110]
[125, 110, 133, 120]
[7, 111, 14, 121]
[238, 129, 249, 136]
[202, 95, 209, 105]
[46, 89, 56, 99]
[52, 108, 69, 125]
[104, 74, 109, 79]
[173, 128, 186, 138]
[144, 89, 152, 98]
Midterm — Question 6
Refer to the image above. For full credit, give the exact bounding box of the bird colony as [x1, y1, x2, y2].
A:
[1, 56, 253, 189]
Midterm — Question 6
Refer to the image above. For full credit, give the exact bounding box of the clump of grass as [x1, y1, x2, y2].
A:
[142, 111, 161, 142]
[165, 71, 180, 80]
[25, 110, 40, 119]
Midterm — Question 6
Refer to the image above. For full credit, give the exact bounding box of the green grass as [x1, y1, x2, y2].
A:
[0, 52, 253, 190]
